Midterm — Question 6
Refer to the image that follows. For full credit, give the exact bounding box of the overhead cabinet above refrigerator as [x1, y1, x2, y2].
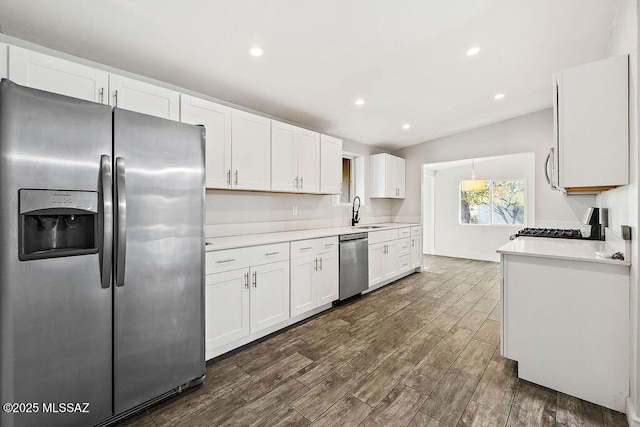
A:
[547, 54, 629, 193]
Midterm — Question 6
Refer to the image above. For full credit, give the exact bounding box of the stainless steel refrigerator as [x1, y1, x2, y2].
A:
[0, 80, 205, 427]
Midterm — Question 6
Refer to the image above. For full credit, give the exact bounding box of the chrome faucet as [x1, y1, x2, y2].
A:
[351, 196, 361, 226]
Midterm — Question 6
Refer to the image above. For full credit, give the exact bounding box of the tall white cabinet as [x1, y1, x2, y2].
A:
[370, 153, 406, 198]
[271, 121, 320, 193]
[8, 45, 109, 104]
[551, 54, 628, 192]
[0, 43, 7, 79]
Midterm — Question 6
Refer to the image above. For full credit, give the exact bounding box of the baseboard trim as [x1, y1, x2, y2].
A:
[627, 397, 639, 427]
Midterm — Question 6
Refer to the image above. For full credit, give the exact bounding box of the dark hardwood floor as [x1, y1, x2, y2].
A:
[121, 255, 628, 427]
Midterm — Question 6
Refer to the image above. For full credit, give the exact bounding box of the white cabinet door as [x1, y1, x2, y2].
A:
[290, 255, 316, 317]
[395, 156, 406, 198]
[368, 242, 386, 287]
[297, 128, 321, 193]
[250, 261, 290, 333]
[180, 95, 232, 189]
[385, 155, 397, 197]
[109, 74, 179, 120]
[8, 46, 108, 104]
[383, 241, 399, 281]
[271, 120, 298, 192]
[0, 43, 8, 79]
[320, 134, 342, 194]
[556, 55, 628, 189]
[205, 269, 250, 351]
[317, 250, 338, 306]
[232, 110, 271, 191]
[410, 236, 422, 269]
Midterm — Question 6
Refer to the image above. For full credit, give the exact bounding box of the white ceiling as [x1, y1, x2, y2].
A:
[0, 0, 619, 150]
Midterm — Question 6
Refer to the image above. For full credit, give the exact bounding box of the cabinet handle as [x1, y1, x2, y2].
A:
[234, 170, 238, 186]
[227, 170, 231, 186]
[295, 176, 299, 189]
[253, 271, 257, 287]
[113, 89, 118, 107]
[300, 246, 312, 250]
[265, 251, 279, 256]
[300, 177, 304, 190]
[411, 238, 414, 247]
[99, 87, 104, 104]
[314, 258, 318, 271]
[324, 243, 334, 247]
[319, 257, 323, 271]
[216, 258, 235, 264]
[244, 272, 249, 289]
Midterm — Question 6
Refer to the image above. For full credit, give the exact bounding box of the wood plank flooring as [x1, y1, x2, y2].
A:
[120, 255, 628, 427]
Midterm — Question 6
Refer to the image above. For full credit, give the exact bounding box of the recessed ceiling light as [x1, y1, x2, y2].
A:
[494, 93, 505, 100]
[467, 46, 480, 56]
[249, 47, 264, 57]
[402, 123, 411, 130]
[355, 98, 365, 106]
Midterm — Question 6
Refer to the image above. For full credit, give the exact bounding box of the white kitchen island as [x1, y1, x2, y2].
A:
[497, 236, 630, 412]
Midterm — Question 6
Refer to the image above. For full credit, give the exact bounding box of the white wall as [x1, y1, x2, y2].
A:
[391, 109, 595, 228]
[596, 0, 639, 422]
[429, 153, 535, 262]
[206, 138, 392, 237]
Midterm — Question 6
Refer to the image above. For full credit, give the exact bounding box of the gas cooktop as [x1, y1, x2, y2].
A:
[515, 227, 584, 239]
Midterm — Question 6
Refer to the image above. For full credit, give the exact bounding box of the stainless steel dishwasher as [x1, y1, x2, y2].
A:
[339, 232, 369, 300]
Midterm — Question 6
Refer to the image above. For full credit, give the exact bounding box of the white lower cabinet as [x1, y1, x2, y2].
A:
[250, 261, 290, 333]
[290, 237, 338, 317]
[205, 269, 250, 350]
[205, 243, 289, 358]
[368, 240, 398, 287]
[410, 226, 423, 269]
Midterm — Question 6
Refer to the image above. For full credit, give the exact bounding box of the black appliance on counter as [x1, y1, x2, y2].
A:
[515, 228, 584, 239]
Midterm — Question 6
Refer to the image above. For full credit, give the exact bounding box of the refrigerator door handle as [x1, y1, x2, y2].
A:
[100, 155, 113, 289]
[115, 157, 127, 287]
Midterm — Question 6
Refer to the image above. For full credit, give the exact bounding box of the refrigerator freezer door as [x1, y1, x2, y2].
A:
[0, 80, 113, 427]
[113, 109, 205, 414]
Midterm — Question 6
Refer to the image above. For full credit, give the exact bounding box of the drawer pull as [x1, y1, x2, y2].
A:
[300, 246, 313, 250]
[265, 251, 280, 256]
[216, 258, 236, 264]
[324, 243, 334, 247]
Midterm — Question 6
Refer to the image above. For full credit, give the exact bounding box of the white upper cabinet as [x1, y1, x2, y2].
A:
[297, 128, 321, 193]
[109, 74, 179, 120]
[8, 46, 108, 104]
[370, 153, 406, 198]
[271, 120, 299, 192]
[0, 43, 7, 79]
[232, 110, 271, 191]
[552, 54, 628, 192]
[320, 134, 343, 194]
[180, 95, 232, 189]
[271, 121, 320, 193]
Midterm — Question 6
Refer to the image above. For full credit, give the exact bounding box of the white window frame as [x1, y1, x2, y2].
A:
[458, 178, 527, 227]
[333, 152, 365, 206]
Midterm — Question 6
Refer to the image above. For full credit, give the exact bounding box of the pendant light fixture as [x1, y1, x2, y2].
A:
[461, 159, 487, 191]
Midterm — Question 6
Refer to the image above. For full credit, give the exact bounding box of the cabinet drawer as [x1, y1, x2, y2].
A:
[398, 238, 411, 256]
[291, 236, 337, 257]
[398, 227, 411, 238]
[398, 254, 411, 273]
[368, 229, 399, 244]
[206, 243, 289, 274]
[411, 226, 422, 236]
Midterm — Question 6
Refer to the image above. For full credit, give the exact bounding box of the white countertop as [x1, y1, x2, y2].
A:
[205, 223, 420, 251]
[497, 237, 630, 266]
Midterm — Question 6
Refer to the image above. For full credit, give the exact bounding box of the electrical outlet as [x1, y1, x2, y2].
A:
[292, 205, 298, 215]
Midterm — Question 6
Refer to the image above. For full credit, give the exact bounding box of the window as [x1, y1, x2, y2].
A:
[340, 157, 354, 204]
[460, 179, 525, 225]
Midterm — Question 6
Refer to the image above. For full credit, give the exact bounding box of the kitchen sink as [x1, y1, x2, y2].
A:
[354, 225, 386, 230]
